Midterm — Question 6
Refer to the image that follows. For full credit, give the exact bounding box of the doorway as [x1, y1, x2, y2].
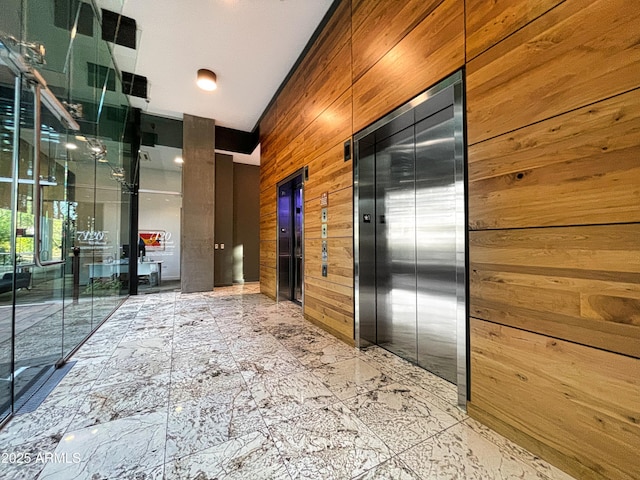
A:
[354, 71, 467, 406]
[277, 171, 304, 304]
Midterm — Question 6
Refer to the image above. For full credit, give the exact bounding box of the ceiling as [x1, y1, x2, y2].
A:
[98, 0, 334, 134]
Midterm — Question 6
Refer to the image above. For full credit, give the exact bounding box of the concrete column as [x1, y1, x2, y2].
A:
[181, 114, 215, 293]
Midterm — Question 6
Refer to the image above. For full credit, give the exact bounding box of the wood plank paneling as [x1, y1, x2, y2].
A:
[260, 185, 276, 212]
[468, 89, 640, 229]
[305, 238, 353, 287]
[305, 187, 353, 240]
[469, 319, 640, 480]
[304, 41, 352, 126]
[470, 225, 640, 357]
[260, 264, 276, 299]
[465, 0, 563, 60]
[305, 143, 353, 202]
[352, 0, 464, 132]
[260, 240, 276, 267]
[466, 0, 640, 144]
[259, 211, 276, 242]
[351, 0, 443, 81]
[304, 275, 354, 342]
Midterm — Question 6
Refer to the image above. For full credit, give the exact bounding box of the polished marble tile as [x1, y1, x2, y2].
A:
[353, 456, 422, 480]
[285, 337, 359, 369]
[68, 373, 170, 431]
[0, 287, 576, 480]
[0, 434, 59, 480]
[269, 402, 392, 480]
[95, 353, 171, 387]
[463, 418, 576, 480]
[250, 370, 339, 425]
[0, 394, 85, 448]
[38, 411, 166, 480]
[236, 349, 307, 385]
[169, 366, 243, 405]
[312, 357, 397, 401]
[344, 383, 460, 454]
[401, 422, 555, 480]
[164, 429, 291, 480]
[166, 385, 265, 461]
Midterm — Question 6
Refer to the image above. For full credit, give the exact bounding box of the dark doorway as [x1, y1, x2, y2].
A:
[277, 171, 304, 304]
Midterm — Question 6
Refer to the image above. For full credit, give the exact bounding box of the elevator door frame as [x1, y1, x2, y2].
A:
[276, 169, 305, 305]
[353, 70, 468, 407]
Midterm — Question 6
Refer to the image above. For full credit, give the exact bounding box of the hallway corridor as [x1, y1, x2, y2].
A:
[0, 285, 574, 479]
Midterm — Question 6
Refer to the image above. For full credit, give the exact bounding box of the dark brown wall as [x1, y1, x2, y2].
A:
[259, 1, 640, 478]
[234, 163, 260, 283]
[214, 153, 233, 287]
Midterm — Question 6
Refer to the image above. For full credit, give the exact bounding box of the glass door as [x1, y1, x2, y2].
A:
[0, 64, 19, 421]
[0, 57, 75, 418]
[13, 75, 69, 411]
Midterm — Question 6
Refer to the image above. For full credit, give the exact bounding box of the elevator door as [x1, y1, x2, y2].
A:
[356, 73, 466, 396]
[277, 173, 303, 303]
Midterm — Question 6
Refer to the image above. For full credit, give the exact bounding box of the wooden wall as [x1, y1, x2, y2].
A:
[259, 0, 640, 478]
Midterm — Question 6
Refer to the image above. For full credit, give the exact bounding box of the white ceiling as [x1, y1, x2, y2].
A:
[100, 0, 334, 132]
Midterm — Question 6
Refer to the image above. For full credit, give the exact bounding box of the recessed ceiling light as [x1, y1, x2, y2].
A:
[197, 69, 217, 91]
[174, 157, 184, 164]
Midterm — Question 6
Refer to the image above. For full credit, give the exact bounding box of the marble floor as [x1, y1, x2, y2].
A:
[0, 285, 576, 480]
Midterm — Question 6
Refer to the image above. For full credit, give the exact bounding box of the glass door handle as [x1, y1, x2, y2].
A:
[31, 83, 65, 268]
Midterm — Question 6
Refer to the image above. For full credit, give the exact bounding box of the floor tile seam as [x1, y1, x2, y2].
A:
[256, 392, 347, 429]
[348, 453, 426, 480]
[390, 418, 468, 459]
[54, 313, 134, 442]
[459, 417, 560, 480]
[160, 292, 178, 480]
[261, 418, 301, 480]
[330, 396, 400, 473]
[365, 359, 459, 405]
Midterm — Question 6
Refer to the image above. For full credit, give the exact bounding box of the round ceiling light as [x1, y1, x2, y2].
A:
[197, 69, 217, 91]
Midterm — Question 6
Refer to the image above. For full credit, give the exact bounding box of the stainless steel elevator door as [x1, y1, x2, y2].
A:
[355, 71, 466, 404]
[375, 126, 417, 363]
[415, 107, 457, 383]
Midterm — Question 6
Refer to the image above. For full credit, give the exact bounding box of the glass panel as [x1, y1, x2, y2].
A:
[13, 77, 65, 409]
[139, 144, 183, 292]
[0, 64, 18, 421]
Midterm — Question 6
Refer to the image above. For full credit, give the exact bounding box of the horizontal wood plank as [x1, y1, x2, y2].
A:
[466, 0, 640, 144]
[305, 143, 353, 202]
[470, 224, 640, 357]
[468, 89, 640, 229]
[469, 319, 640, 480]
[305, 187, 353, 240]
[352, 0, 464, 132]
[259, 211, 276, 242]
[351, 0, 443, 81]
[304, 275, 354, 341]
[305, 237, 353, 287]
[260, 265, 276, 299]
[259, 240, 276, 267]
[465, 0, 563, 60]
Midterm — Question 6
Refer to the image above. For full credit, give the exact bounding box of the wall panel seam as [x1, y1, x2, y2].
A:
[469, 220, 640, 233]
[469, 316, 640, 361]
[351, 0, 446, 84]
[467, 85, 640, 147]
[465, 0, 568, 63]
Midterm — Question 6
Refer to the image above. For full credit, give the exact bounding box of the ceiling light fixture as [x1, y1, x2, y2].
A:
[197, 69, 217, 91]
[65, 142, 78, 150]
[174, 156, 184, 164]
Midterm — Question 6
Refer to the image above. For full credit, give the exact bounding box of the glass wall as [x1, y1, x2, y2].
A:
[138, 143, 182, 292]
[0, 0, 135, 421]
